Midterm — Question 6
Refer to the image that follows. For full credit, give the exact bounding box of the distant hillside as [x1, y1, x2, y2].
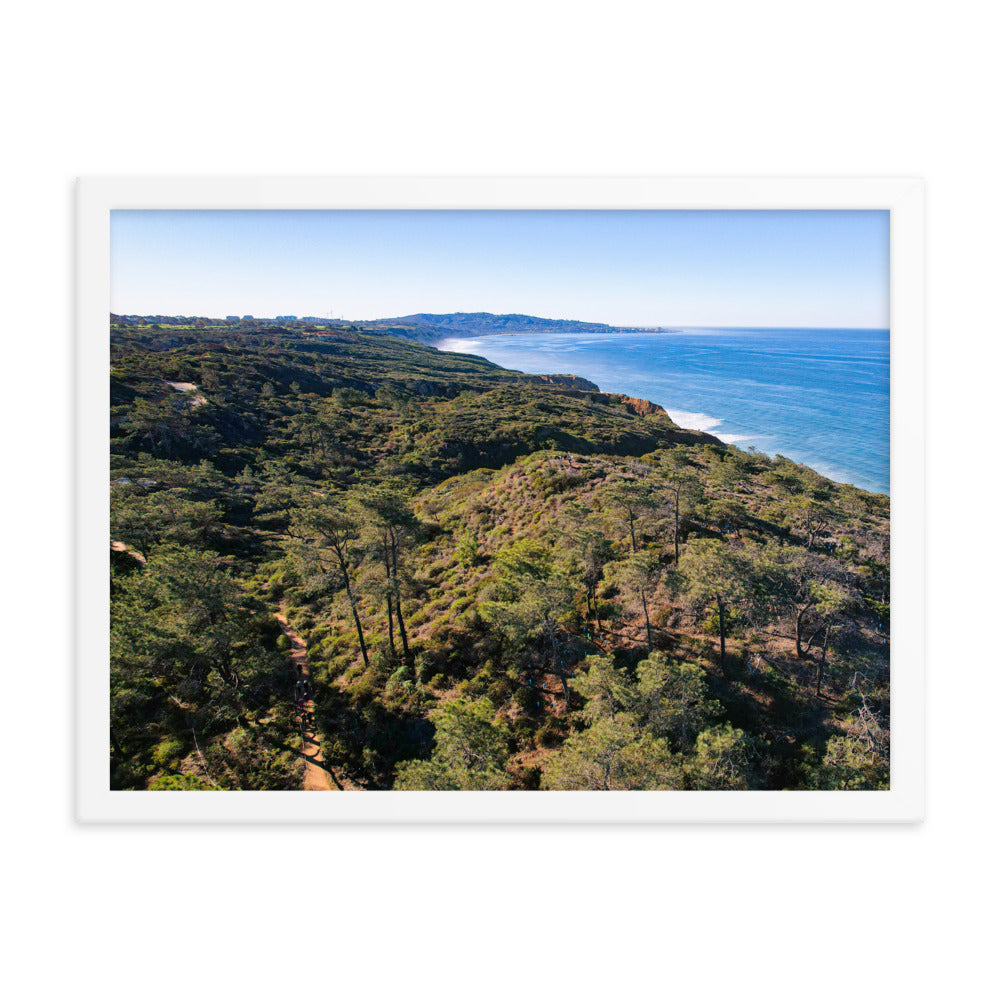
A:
[110, 311, 660, 344]
[375, 312, 625, 338]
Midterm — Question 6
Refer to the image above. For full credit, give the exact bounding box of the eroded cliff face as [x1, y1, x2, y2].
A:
[607, 394, 725, 446]
[615, 395, 670, 419]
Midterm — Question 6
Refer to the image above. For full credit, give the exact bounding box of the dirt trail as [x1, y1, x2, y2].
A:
[274, 612, 337, 791]
[111, 540, 146, 565]
[167, 380, 208, 407]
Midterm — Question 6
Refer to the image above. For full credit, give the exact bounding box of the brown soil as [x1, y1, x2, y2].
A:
[167, 381, 208, 407]
[274, 612, 338, 791]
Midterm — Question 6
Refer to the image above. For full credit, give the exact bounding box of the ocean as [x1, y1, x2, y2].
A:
[437, 328, 889, 496]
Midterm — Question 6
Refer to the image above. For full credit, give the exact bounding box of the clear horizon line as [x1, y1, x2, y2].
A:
[110, 311, 888, 332]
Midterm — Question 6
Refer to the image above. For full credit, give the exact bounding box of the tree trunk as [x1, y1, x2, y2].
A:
[816, 625, 831, 697]
[804, 625, 825, 653]
[395, 599, 411, 664]
[386, 594, 396, 656]
[347, 585, 368, 667]
[590, 582, 602, 632]
[346, 592, 370, 669]
[795, 606, 809, 658]
[641, 588, 653, 650]
[549, 625, 564, 702]
[558, 669, 570, 706]
[673, 488, 681, 565]
[717, 598, 727, 668]
[389, 530, 412, 665]
[383, 545, 397, 656]
[806, 522, 819, 550]
[334, 545, 369, 669]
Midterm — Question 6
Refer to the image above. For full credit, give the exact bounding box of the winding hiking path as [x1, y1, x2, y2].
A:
[274, 612, 337, 791]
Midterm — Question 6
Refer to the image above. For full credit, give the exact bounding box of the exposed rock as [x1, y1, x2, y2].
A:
[615, 394, 670, 419]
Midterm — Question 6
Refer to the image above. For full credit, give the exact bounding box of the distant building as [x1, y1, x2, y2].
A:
[241, 315, 254, 320]
[226, 315, 240, 321]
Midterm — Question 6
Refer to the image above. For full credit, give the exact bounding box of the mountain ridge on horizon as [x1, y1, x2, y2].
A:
[373, 311, 661, 337]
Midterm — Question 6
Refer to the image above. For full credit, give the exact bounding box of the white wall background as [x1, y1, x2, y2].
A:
[2, 2, 994, 996]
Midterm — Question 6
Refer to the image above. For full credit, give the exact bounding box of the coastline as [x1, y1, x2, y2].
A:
[434, 329, 889, 497]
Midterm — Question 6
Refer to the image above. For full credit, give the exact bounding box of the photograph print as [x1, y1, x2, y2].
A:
[100, 189, 904, 811]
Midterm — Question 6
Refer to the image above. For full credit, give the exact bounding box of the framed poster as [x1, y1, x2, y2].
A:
[78, 177, 924, 822]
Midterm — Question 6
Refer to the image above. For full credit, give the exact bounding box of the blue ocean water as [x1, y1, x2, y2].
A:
[437, 328, 889, 496]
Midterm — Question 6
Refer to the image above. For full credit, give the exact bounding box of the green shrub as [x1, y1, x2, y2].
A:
[349, 673, 378, 705]
[456, 530, 481, 568]
[151, 736, 186, 768]
[148, 772, 216, 790]
[535, 717, 564, 749]
[512, 717, 534, 743]
[516, 764, 541, 790]
[486, 677, 513, 708]
[412, 653, 433, 684]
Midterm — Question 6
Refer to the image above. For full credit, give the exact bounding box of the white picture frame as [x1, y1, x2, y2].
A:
[79, 176, 924, 823]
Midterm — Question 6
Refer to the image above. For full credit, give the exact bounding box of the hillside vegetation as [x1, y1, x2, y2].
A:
[110, 317, 890, 791]
[374, 311, 641, 338]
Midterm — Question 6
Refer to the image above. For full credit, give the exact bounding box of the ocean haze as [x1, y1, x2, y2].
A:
[437, 328, 890, 496]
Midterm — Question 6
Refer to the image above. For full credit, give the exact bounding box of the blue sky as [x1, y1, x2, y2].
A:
[111, 209, 889, 328]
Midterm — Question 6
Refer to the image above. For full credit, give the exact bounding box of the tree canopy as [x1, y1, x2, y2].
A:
[110, 318, 890, 792]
